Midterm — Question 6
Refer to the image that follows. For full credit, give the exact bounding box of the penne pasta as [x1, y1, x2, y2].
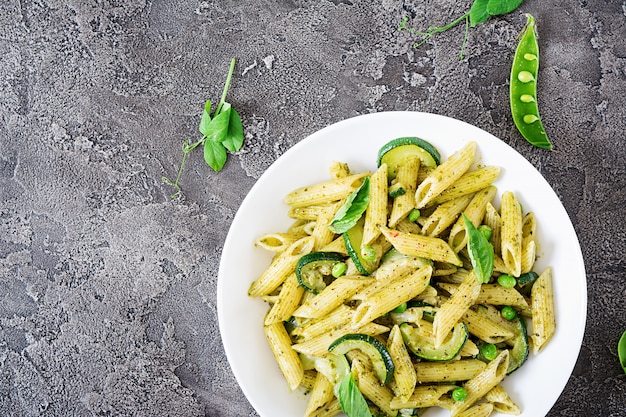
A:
[380, 226, 462, 266]
[264, 273, 306, 325]
[285, 172, 369, 208]
[248, 236, 315, 297]
[388, 156, 420, 227]
[428, 165, 501, 206]
[264, 322, 304, 391]
[531, 267, 556, 353]
[414, 141, 477, 208]
[450, 350, 510, 416]
[433, 271, 482, 348]
[421, 193, 474, 237]
[387, 325, 417, 402]
[448, 185, 498, 252]
[362, 164, 388, 246]
[500, 191, 523, 277]
[304, 372, 335, 417]
[414, 359, 487, 383]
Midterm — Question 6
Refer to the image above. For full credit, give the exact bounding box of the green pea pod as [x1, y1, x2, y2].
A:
[510, 14, 553, 149]
[619, 329, 626, 374]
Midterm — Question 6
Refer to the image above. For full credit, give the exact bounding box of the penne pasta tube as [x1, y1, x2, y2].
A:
[428, 166, 501, 206]
[264, 322, 304, 391]
[293, 276, 372, 319]
[531, 267, 556, 353]
[311, 202, 342, 250]
[389, 385, 457, 409]
[414, 141, 476, 208]
[463, 307, 515, 344]
[285, 173, 369, 208]
[485, 384, 522, 415]
[456, 403, 494, 417]
[288, 204, 334, 221]
[352, 265, 433, 328]
[500, 191, 523, 277]
[352, 358, 398, 417]
[387, 325, 417, 402]
[484, 202, 502, 256]
[438, 282, 530, 309]
[414, 359, 487, 383]
[363, 163, 388, 246]
[380, 226, 462, 266]
[389, 156, 420, 227]
[264, 273, 306, 325]
[304, 372, 335, 417]
[421, 193, 474, 237]
[248, 236, 315, 297]
[292, 322, 389, 358]
[448, 185, 498, 252]
[450, 350, 510, 416]
[433, 271, 482, 348]
[255, 232, 300, 253]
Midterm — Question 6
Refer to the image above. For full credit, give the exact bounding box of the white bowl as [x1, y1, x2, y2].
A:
[217, 111, 587, 417]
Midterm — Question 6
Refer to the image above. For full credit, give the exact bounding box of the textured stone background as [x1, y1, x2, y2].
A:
[0, 0, 625, 416]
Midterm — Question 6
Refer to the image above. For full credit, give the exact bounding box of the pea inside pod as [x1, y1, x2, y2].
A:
[509, 14, 553, 149]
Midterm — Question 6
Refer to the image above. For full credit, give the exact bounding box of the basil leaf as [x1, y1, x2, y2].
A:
[328, 177, 370, 234]
[198, 100, 212, 136]
[469, 0, 490, 27]
[337, 373, 372, 417]
[486, 0, 524, 16]
[463, 214, 494, 283]
[204, 138, 228, 172]
[222, 106, 244, 152]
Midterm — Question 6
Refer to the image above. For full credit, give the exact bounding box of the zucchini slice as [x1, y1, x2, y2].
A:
[343, 217, 378, 275]
[400, 321, 468, 361]
[313, 352, 351, 389]
[506, 315, 529, 374]
[296, 251, 345, 294]
[328, 333, 395, 385]
[388, 182, 407, 198]
[377, 137, 441, 179]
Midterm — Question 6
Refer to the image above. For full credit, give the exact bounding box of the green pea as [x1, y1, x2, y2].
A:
[408, 209, 421, 223]
[361, 245, 376, 262]
[497, 274, 517, 289]
[523, 114, 539, 124]
[451, 387, 467, 402]
[391, 302, 408, 314]
[517, 71, 534, 83]
[509, 14, 553, 149]
[480, 343, 498, 361]
[331, 262, 347, 278]
[501, 306, 517, 321]
[478, 225, 492, 241]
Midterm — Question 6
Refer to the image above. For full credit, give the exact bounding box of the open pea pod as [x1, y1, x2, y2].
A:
[509, 14, 553, 149]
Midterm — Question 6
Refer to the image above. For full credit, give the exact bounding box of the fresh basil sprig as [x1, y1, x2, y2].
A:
[337, 373, 372, 417]
[399, 0, 525, 59]
[327, 177, 371, 234]
[463, 214, 494, 283]
[162, 58, 244, 198]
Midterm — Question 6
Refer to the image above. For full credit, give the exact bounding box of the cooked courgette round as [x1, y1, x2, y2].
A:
[343, 217, 377, 275]
[506, 315, 529, 374]
[296, 251, 345, 294]
[400, 321, 468, 361]
[328, 333, 395, 385]
[377, 137, 441, 179]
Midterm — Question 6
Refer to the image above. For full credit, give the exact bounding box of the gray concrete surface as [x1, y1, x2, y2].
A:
[0, 0, 625, 416]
